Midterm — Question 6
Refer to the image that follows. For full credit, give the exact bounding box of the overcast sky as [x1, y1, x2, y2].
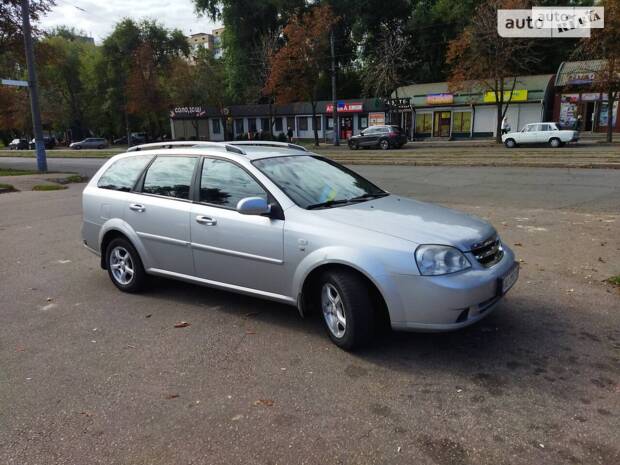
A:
[38, 0, 221, 43]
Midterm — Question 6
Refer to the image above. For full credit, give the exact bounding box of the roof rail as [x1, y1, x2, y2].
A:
[227, 141, 309, 152]
[126, 141, 246, 155]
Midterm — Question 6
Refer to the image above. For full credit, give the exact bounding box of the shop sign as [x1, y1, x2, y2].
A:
[326, 101, 364, 113]
[567, 72, 595, 85]
[426, 93, 454, 105]
[170, 106, 206, 117]
[561, 93, 579, 103]
[580, 92, 606, 101]
[483, 89, 528, 103]
[368, 112, 385, 126]
[383, 97, 411, 110]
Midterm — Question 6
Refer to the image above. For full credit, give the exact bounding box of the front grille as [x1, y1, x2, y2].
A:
[470, 235, 504, 267]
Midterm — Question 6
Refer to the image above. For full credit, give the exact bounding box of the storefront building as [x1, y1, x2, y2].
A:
[553, 60, 619, 133]
[169, 99, 387, 142]
[392, 75, 555, 139]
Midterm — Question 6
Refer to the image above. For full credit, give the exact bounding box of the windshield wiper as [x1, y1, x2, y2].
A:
[306, 193, 388, 210]
[306, 199, 354, 210]
[349, 192, 389, 202]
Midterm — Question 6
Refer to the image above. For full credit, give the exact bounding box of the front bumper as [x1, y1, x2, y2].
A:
[387, 247, 518, 331]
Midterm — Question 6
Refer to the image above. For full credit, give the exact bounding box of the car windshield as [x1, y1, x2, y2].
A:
[253, 155, 388, 209]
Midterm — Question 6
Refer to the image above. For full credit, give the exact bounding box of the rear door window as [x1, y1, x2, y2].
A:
[97, 155, 153, 192]
[142, 156, 197, 200]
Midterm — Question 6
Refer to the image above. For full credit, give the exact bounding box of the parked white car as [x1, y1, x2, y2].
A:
[502, 122, 579, 148]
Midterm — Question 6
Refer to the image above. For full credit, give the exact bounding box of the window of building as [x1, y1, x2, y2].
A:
[313, 116, 321, 131]
[326, 117, 334, 130]
[415, 113, 433, 134]
[287, 116, 296, 130]
[234, 119, 244, 134]
[212, 119, 221, 134]
[452, 112, 472, 133]
[248, 118, 257, 132]
[97, 155, 153, 192]
[298, 116, 309, 131]
[142, 156, 197, 200]
[358, 114, 369, 130]
[275, 117, 283, 132]
[261, 118, 270, 132]
[200, 158, 267, 208]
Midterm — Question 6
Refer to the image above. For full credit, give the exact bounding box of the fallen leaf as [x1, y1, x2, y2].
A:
[513, 242, 523, 247]
[165, 394, 179, 400]
[174, 321, 190, 328]
[46, 297, 53, 302]
[254, 399, 274, 407]
[245, 330, 256, 335]
[244, 312, 261, 318]
[126, 344, 136, 349]
[231, 414, 243, 421]
[598, 257, 606, 263]
[16, 345, 26, 352]
[145, 314, 152, 318]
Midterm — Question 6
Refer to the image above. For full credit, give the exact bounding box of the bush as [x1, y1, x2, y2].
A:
[276, 132, 287, 142]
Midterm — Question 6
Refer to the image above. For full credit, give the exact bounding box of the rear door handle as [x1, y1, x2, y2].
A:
[196, 215, 217, 226]
[129, 203, 145, 212]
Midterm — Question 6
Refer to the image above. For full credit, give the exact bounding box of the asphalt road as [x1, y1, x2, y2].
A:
[0, 172, 618, 464]
[1, 156, 620, 212]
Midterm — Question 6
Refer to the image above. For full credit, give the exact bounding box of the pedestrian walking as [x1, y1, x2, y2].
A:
[287, 126, 294, 142]
[501, 116, 511, 135]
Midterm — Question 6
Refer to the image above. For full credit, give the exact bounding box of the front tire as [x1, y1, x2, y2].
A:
[74, 145, 81, 150]
[105, 238, 146, 293]
[504, 138, 516, 148]
[348, 140, 359, 150]
[318, 270, 374, 350]
[549, 137, 561, 148]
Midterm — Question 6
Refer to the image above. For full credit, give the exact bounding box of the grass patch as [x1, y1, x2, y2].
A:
[607, 275, 620, 287]
[0, 182, 16, 192]
[0, 167, 40, 176]
[32, 184, 68, 191]
[61, 174, 85, 183]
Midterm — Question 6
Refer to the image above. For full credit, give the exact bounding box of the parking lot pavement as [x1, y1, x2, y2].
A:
[0, 183, 618, 465]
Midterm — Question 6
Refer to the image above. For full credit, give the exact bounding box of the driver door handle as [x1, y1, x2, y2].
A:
[129, 203, 145, 212]
[196, 215, 217, 226]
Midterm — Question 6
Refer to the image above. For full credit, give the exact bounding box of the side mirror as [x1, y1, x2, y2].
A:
[236, 196, 271, 216]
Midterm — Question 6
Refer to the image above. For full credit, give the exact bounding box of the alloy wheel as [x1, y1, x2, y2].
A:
[321, 283, 347, 338]
[109, 246, 135, 285]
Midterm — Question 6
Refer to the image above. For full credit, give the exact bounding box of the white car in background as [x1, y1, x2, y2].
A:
[502, 122, 579, 148]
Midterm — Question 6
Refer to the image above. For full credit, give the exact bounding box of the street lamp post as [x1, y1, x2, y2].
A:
[21, 0, 47, 172]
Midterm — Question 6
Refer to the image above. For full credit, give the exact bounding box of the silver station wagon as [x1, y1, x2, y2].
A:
[82, 141, 519, 350]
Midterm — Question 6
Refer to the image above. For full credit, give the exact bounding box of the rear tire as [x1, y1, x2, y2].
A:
[504, 138, 516, 148]
[549, 138, 561, 148]
[318, 270, 374, 350]
[105, 237, 147, 293]
[379, 139, 390, 150]
[348, 141, 359, 150]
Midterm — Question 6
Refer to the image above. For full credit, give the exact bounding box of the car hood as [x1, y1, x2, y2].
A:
[315, 195, 496, 251]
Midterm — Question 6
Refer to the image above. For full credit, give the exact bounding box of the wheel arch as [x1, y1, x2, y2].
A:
[297, 262, 391, 328]
[98, 220, 148, 270]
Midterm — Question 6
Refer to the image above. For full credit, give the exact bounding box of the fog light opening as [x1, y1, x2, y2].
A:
[456, 309, 469, 323]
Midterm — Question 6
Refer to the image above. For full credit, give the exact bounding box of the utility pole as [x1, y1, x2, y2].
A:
[21, 0, 47, 172]
[330, 28, 339, 146]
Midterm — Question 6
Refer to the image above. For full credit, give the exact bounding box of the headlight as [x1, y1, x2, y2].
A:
[415, 245, 471, 276]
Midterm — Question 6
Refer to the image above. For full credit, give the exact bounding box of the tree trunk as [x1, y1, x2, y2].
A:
[607, 91, 614, 143]
[312, 101, 319, 147]
[496, 102, 503, 144]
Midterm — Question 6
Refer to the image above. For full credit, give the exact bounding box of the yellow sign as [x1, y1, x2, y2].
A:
[483, 89, 528, 103]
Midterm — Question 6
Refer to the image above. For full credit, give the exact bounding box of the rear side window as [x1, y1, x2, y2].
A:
[142, 156, 197, 200]
[97, 155, 153, 192]
[200, 158, 267, 208]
